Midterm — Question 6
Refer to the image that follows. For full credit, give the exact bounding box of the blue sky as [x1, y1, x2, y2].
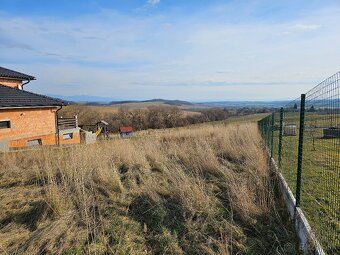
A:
[1, 0, 340, 101]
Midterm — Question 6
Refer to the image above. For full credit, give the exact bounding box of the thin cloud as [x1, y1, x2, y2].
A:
[6, 42, 36, 51]
[293, 23, 321, 31]
[147, 0, 160, 6]
[280, 23, 322, 35]
[136, 0, 161, 12]
[0, 2, 339, 100]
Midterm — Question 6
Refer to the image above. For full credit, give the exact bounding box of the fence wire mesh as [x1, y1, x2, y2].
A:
[258, 71, 339, 254]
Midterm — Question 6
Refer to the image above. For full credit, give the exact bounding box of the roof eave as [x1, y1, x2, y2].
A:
[0, 105, 63, 110]
[0, 76, 36, 81]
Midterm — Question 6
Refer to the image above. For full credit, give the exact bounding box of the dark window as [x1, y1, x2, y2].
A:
[27, 139, 42, 146]
[0, 120, 10, 129]
[63, 133, 73, 140]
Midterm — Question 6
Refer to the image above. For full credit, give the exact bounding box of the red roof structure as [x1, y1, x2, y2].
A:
[119, 126, 133, 133]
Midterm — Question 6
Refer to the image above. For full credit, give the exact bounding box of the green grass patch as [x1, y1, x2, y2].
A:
[269, 112, 339, 254]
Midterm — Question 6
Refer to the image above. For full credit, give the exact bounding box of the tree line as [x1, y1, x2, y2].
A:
[60, 104, 271, 132]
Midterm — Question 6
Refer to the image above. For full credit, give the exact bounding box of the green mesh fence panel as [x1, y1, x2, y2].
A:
[258, 71, 340, 254]
[301, 72, 339, 254]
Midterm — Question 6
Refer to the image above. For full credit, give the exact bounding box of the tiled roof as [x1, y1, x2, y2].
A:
[0, 66, 35, 80]
[0, 84, 66, 108]
[119, 126, 133, 132]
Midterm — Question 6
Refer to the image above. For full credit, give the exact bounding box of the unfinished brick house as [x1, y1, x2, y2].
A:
[0, 67, 80, 151]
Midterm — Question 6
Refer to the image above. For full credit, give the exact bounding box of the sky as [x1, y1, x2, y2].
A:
[0, 0, 340, 101]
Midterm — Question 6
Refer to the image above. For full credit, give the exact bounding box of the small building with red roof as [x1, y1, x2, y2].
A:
[119, 126, 133, 138]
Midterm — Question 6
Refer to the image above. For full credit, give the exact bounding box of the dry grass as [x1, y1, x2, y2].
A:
[59, 103, 202, 119]
[0, 123, 297, 255]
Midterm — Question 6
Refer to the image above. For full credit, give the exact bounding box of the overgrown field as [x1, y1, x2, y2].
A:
[0, 123, 297, 254]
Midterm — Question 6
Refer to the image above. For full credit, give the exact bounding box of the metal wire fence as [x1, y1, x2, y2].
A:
[258, 71, 339, 254]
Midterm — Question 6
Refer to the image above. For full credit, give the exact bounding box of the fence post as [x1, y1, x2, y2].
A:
[270, 113, 274, 158]
[266, 116, 270, 148]
[295, 94, 306, 207]
[278, 107, 283, 169]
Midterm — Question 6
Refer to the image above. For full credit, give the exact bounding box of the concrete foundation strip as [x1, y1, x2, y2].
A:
[270, 158, 325, 255]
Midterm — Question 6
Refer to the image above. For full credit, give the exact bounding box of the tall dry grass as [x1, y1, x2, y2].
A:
[0, 123, 297, 254]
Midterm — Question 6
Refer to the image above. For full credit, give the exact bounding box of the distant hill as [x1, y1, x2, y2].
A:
[200, 100, 290, 108]
[48, 95, 120, 103]
[109, 99, 193, 106]
[48, 94, 289, 108]
[48, 95, 193, 106]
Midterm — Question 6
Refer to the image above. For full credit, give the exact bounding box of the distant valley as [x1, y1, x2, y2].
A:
[49, 94, 288, 108]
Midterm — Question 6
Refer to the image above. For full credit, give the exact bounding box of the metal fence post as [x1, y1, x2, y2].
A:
[295, 94, 305, 207]
[278, 107, 283, 169]
[270, 113, 274, 158]
[266, 116, 270, 148]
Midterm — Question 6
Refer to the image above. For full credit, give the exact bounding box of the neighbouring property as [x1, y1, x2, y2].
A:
[0, 67, 80, 151]
[119, 126, 133, 138]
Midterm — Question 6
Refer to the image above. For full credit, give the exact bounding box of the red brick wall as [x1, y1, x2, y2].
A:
[0, 107, 57, 148]
[0, 108, 81, 149]
[59, 131, 81, 145]
[9, 133, 57, 148]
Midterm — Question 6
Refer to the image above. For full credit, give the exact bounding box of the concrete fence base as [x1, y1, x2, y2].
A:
[270, 158, 325, 255]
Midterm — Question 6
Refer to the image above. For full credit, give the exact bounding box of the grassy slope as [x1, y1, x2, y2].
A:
[0, 118, 298, 255]
[116, 113, 270, 141]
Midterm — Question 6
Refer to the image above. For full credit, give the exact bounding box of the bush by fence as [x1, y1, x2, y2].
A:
[258, 71, 339, 254]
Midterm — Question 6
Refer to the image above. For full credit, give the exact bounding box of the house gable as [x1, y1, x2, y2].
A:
[0, 66, 35, 89]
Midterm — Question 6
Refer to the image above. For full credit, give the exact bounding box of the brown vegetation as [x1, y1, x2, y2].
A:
[60, 103, 273, 134]
[60, 104, 229, 132]
[0, 123, 297, 254]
